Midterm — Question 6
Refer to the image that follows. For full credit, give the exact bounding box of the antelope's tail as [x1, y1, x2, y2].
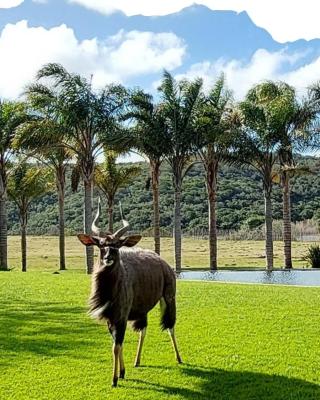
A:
[160, 296, 176, 330]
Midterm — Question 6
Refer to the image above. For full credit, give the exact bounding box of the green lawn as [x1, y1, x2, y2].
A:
[7, 236, 312, 271]
[1, 272, 320, 399]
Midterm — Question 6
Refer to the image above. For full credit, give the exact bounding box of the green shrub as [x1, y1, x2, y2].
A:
[242, 215, 265, 230]
[304, 244, 320, 268]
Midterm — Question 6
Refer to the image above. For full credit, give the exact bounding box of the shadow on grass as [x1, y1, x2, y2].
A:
[129, 364, 320, 400]
[0, 300, 99, 363]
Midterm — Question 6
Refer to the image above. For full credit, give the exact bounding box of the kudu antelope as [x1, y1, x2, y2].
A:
[78, 200, 182, 387]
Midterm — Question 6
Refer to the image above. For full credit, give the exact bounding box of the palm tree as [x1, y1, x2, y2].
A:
[127, 90, 168, 254]
[279, 145, 294, 269]
[95, 150, 141, 232]
[14, 119, 71, 270]
[0, 101, 29, 271]
[18, 63, 127, 274]
[249, 81, 316, 269]
[195, 75, 236, 270]
[158, 71, 203, 271]
[238, 82, 287, 270]
[8, 163, 52, 272]
[273, 162, 313, 267]
[49, 148, 70, 270]
[276, 94, 316, 269]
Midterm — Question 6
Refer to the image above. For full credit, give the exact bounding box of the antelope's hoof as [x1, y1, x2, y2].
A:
[177, 357, 183, 364]
[134, 361, 140, 368]
[120, 369, 125, 379]
[112, 378, 118, 387]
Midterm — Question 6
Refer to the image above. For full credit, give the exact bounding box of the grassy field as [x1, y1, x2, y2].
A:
[0, 273, 320, 399]
[7, 236, 312, 272]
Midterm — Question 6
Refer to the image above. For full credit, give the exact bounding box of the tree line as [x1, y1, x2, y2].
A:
[6, 156, 320, 235]
[1, 63, 320, 273]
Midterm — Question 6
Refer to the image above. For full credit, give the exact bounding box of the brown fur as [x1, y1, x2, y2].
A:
[78, 228, 181, 387]
[89, 247, 176, 330]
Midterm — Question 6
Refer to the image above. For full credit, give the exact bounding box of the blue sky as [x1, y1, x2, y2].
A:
[1, 0, 320, 100]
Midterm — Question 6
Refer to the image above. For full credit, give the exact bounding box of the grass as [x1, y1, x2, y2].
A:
[0, 272, 320, 399]
[7, 236, 312, 272]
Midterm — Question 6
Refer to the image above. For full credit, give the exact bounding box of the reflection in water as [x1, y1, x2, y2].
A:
[176, 270, 320, 286]
[261, 270, 296, 285]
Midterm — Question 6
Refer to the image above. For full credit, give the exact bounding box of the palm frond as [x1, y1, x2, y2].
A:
[95, 154, 141, 201]
[36, 63, 70, 85]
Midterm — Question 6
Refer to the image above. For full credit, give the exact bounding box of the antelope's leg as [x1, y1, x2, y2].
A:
[168, 328, 182, 364]
[112, 343, 121, 387]
[119, 345, 125, 379]
[110, 322, 126, 387]
[134, 328, 146, 367]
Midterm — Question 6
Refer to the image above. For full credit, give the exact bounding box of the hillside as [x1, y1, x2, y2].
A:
[7, 155, 320, 235]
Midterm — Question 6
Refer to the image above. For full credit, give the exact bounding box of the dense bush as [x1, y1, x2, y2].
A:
[304, 244, 320, 268]
[6, 155, 320, 235]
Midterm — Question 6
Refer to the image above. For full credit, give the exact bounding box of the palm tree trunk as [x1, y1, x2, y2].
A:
[282, 172, 292, 269]
[151, 160, 161, 255]
[84, 178, 94, 274]
[21, 213, 27, 272]
[57, 180, 66, 270]
[173, 174, 182, 271]
[205, 161, 218, 270]
[108, 199, 114, 233]
[264, 188, 274, 270]
[0, 182, 8, 271]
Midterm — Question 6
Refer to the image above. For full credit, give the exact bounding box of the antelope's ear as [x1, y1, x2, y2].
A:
[121, 235, 142, 248]
[77, 234, 100, 246]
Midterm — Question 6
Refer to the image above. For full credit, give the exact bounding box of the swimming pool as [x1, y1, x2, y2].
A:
[176, 269, 320, 286]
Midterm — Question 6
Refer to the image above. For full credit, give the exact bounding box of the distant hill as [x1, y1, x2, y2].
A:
[7, 155, 320, 235]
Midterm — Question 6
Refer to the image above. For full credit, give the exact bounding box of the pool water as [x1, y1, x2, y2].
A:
[176, 269, 320, 286]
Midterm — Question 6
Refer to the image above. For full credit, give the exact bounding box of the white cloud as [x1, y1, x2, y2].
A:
[69, 0, 320, 43]
[2, 1, 320, 42]
[107, 30, 185, 77]
[176, 49, 320, 100]
[3, 0, 320, 42]
[0, 21, 186, 99]
[0, 0, 23, 8]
